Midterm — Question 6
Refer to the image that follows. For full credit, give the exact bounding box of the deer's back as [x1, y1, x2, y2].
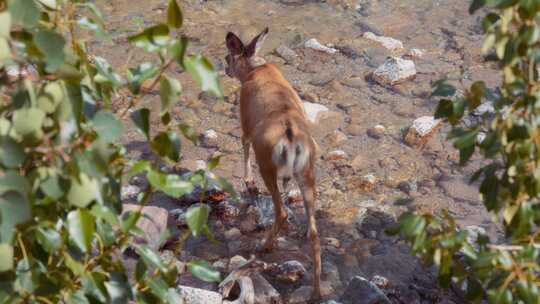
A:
[240, 64, 306, 139]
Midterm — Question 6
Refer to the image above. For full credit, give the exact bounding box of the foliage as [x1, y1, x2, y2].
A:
[0, 0, 230, 302]
[391, 1, 540, 303]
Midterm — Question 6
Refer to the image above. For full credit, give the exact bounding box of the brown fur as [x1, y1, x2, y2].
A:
[225, 29, 322, 300]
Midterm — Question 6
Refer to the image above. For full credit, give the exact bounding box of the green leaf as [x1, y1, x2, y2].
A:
[67, 209, 95, 253]
[0, 244, 13, 272]
[167, 0, 183, 28]
[431, 82, 456, 97]
[179, 123, 199, 144]
[91, 205, 119, 226]
[184, 54, 223, 98]
[131, 108, 151, 139]
[147, 170, 194, 198]
[64, 290, 90, 304]
[0, 38, 11, 64]
[104, 273, 132, 303]
[68, 173, 99, 208]
[128, 160, 151, 178]
[34, 29, 66, 73]
[92, 111, 124, 142]
[135, 244, 167, 272]
[0, 191, 30, 243]
[13, 107, 45, 138]
[454, 129, 479, 149]
[217, 176, 239, 202]
[38, 81, 65, 113]
[434, 99, 453, 120]
[170, 36, 188, 68]
[159, 75, 182, 114]
[36, 228, 61, 253]
[0, 11, 12, 38]
[207, 155, 221, 170]
[127, 62, 158, 94]
[0, 171, 29, 196]
[128, 24, 170, 52]
[40, 174, 63, 200]
[93, 56, 123, 87]
[187, 260, 221, 283]
[185, 204, 210, 237]
[151, 131, 181, 162]
[0, 137, 25, 168]
[469, 0, 486, 14]
[9, 0, 40, 29]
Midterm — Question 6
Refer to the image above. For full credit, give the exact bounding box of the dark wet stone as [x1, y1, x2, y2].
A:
[340, 276, 391, 304]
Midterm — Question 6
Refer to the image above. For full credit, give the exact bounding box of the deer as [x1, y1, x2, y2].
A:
[224, 28, 322, 301]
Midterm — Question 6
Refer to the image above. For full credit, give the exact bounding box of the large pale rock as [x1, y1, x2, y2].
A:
[276, 45, 298, 62]
[363, 32, 403, 51]
[303, 101, 329, 123]
[178, 286, 223, 303]
[404, 116, 442, 148]
[372, 57, 416, 85]
[121, 204, 168, 250]
[305, 38, 338, 54]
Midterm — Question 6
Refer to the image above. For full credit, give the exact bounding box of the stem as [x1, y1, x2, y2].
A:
[118, 58, 175, 119]
[17, 232, 29, 262]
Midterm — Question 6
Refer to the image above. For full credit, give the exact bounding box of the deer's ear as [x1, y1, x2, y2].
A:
[244, 27, 269, 58]
[226, 32, 244, 55]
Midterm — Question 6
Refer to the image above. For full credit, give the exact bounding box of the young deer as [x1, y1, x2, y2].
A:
[224, 28, 321, 300]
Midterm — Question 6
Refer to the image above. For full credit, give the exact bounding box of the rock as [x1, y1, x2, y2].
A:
[275, 260, 306, 283]
[476, 132, 486, 144]
[323, 237, 341, 248]
[289, 286, 313, 304]
[214, 200, 240, 221]
[372, 57, 416, 86]
[253, 196, 295, 229]
[439, 178, 479, 202]
[341, 76, 366, 89]
[276, 45, 298, 63]
[404, 116, 442, 148]
[303, 101, 330, 123]
[239, 206, 259, 233]
[229, 255, 249, 270]
[323, 301, 344, 304]
[289, 283, 333, 303]
[195, 160, 207, 171]
[170, 208, 187, 227]
[202, 129, 219, 147]
[178, 286, 223, 303]
[407, 48, 426, 58]
[121, 184, 140, 199]
[286, 188, 303, 204]
[327, 130, 348, 146]
[121, 204, 168, 250]
[472, 102, 495, 116]
[371, 275, 389, 289]
[224, 228, 242, 240]
[348, 174, 377, 192]
[304, 38, 338, 54]
[397, 180, 417, 195]
[325, 150, 348, 161]
[251, 274, 282, 304]
[340, 276, 391, 304]
[351, 154, 367, 171]
[463, 225, 486, 249]
[367, 125, 386, 139]
[302, 91, 319, 103]
[363, 32, 404, 51]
